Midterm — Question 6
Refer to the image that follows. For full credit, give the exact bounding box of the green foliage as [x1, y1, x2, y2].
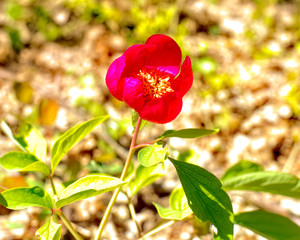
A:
[0, 152, 50, 176]
[222, 161, 300, 198]
[285, 82, 300, 117]
[56, 174, 125, 208]
[159, 128, 219, 139]
[16, 124, 48, 162]
[5, 27, 23, 51]
[153, 187, 193, 220]
[235, 210, 300, 240]
[138, 142, 168, 167]
[36, 217, 62, 240]
[221, 160, 264, 182]
[0, 186, 53, 210]
[169, 158, 234, 240]
[153, 202, 193, 220]
[128, 163, 166, 196]
[5, 1, 23, 20]
[223, 171, 300, 198]
[51, 115, 109, 174]
[130, 4, 176, 41]
[1, 120, 27, 152]
[34, 6, 61, 41]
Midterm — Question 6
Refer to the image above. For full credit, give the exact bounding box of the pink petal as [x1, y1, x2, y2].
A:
[139, 93, 183, 124]
[105, 55, 126, 101]
[145, 34, 182, 76]
[172, 56, 193, 97]
[123, 77, 146, 113]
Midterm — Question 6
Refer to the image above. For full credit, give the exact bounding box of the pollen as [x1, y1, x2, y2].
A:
[138, 68, 174, 100]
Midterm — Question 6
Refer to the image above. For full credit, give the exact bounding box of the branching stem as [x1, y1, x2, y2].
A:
[94, 117, 143, 240]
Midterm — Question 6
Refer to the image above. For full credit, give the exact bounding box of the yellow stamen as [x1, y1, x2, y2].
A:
[138, 69, 173, 100]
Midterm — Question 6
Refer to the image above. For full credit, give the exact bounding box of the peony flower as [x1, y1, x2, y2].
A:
[106, 34, 193, 124]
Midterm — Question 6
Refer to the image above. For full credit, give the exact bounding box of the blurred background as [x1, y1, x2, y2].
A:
[0, 0, 299, 239]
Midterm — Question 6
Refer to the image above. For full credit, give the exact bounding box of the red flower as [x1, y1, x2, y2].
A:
[106, 34, 193, 124]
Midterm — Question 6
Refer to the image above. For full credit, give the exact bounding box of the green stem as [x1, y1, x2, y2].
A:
[141, 220, 175, 239]
[127, 193, 142, 237]
[55, 210, 84, 240]
[50, 174, 58, 201]
[94, 117, 143, 240]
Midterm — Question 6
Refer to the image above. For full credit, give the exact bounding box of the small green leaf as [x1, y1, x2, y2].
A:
[138, 142, 168, 167]
[36, 217, 61, 240]
[153, 187, 193, 220]
[159, 128, 219, 139]
[20, 124, 47, 162]
[222, 171, 300, 199]
[0, 152, 50, 176]
[235, 210, 300, 240]
[170, 187, 189, 210]
[153, 202, 193, 220]
[221, 160, 264, 182]
[169, 158, 233, 240]
[129, 164, 166, 196]
[0, 186, 53, 210]
[51, 116, 109, 174]
[1, 120, 27, 152]
[56, 174, 125, 208]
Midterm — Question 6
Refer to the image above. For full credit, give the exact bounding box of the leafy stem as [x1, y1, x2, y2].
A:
[94, 117, 143, 240]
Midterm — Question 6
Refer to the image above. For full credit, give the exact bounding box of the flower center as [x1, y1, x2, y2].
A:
[138, 68, 174, 100]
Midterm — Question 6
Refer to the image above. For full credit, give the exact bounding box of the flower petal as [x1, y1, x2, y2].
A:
[172, 56, 193, 97]
[145, 34, 182, 76]
[122, 44, 156, 77]
[123, 77, 146, 113]
[105, 54, 126, 101]
[139, 93, 183, 124]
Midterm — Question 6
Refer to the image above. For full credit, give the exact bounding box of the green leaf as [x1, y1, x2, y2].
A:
[0, 152, 50, 176]
[159, 128, 219, 139]
[169, 158, 233, 240]
[1, 120, 27, 152]
[222, 171, 300, 199]
[20, 124, 47, 162]
[170, 187, 189, 210]
[51, 115, 109, 174]
[221, 160, 264, 182]
[153, 187, 193, 220]
[36, 217, 61, 240]
[235, 210, 300, 240]
[56, 174, 125, 208]
[153, 202, 193, 220]
[138, 142, 168, 167]
[0, 186, 53, 210]
[128, 164, 166, 196]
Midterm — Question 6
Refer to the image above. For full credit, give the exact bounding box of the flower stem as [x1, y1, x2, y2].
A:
[55, 210, 84, 240]
[94, 117, 143, 240]
[141, 220, 175, 239]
